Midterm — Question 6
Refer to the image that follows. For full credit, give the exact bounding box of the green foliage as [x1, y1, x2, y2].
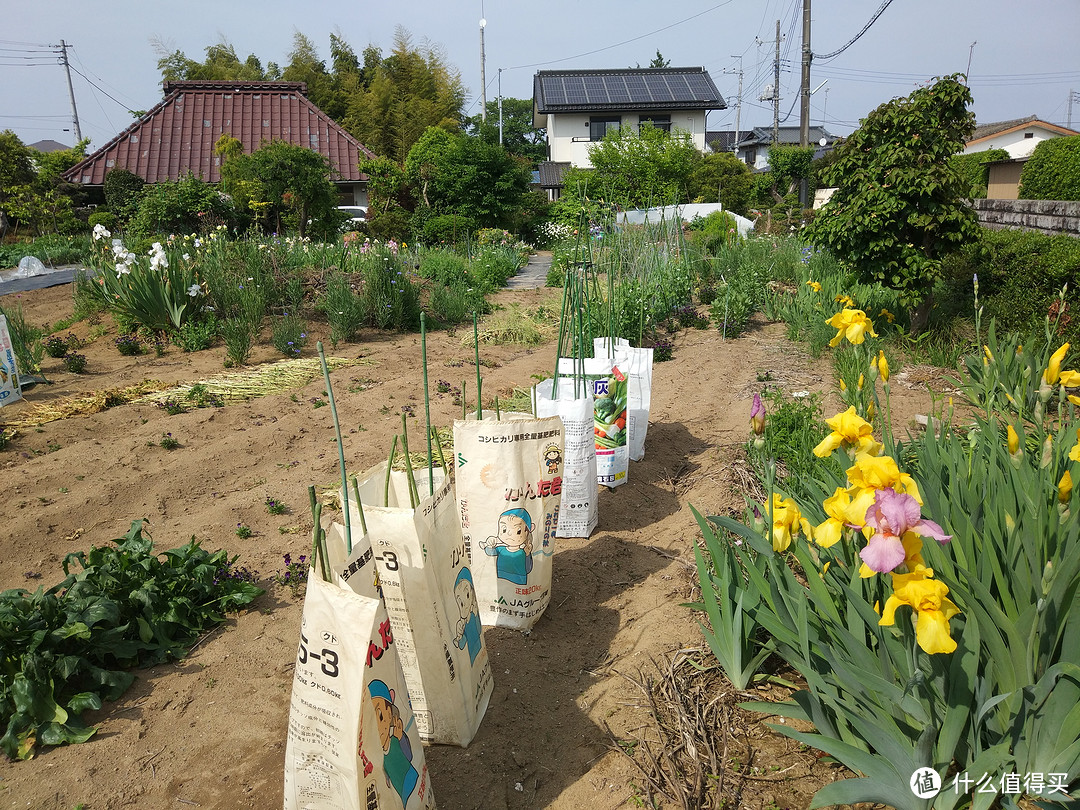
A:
[805, 75, 978, 330]
[420, 214, 476, 245]
[86, 211, 117, 232]
[1019, 135, 1080, 201]
[585, 123, 700, 209]
[464, 97, 548, 166]
[763, 144, 815, 202]
[469, 245, 525, 293]
[358, 249, 420, 330]
[272, 315, 308, 357]
[0, 302, 44, 375]
[751, 390, 833, 488]
[128, 174, 235, 238]
[0, 234, 91, 268]
[685, 210, 741, 255]
[320, 270, 365, 346]
[173, 314, 219, 352]
[102, 168, 146, 226]
[0, 519, 262, 759]
[416, 249, 469, 285]
[686, 151, 754, 214]
[949, 149, 1009, 198]
[220, 316, 258, 366]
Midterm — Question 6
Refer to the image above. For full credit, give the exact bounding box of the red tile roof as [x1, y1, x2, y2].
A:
[64, 81, 375, 186]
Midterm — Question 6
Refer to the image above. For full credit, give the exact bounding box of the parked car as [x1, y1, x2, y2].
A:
[336, 205, 368, 231]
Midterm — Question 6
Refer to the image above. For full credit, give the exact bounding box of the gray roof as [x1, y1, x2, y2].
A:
[534, 68, 724, 114]
[705, 130, 739, 152]
[29, 139, 71, 153]
[537, 161, 571, 188]
[736, 126, 837, 147]
[970, 115, 1040, 142]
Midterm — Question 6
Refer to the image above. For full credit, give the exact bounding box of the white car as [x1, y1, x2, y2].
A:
[336, 205, 368, 230]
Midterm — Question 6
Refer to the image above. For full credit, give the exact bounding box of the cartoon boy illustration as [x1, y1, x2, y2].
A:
[478, 508, 534, 585]
[363, 679, 418, 808]
[543, 444, 562, 476]
[452, 567, 483, 664]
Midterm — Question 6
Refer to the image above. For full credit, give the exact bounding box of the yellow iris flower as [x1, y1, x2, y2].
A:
[814, 487, 853, 548]
[806, 280, 821, 292]
[1070, 429, 1080, 462]
[877, 350, 890, 383]
[1044, 343, 1070, 385]
[827, 308, 878, 347]
[1060, 470, 1074, 504]
[769, 493, 813, 553]
[879, 568, 961, 654]
[813, 407, 880, 458]
[1007, 424, 1020, 456]
[845, 453, 922, 505]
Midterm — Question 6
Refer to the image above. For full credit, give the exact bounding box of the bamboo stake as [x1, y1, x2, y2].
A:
[317, 341, 352, 554]
[400, 414, 419, 508]
[473, 312, 482, 420]
[420, 312, 434, 496]
[308, 485, 330, 582]
[431, 425, 449, 475]
[349, 475, 368, 535]
[384, 435, 398, 507]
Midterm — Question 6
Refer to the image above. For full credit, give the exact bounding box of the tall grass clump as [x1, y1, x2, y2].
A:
[320, 270, 365, 346]
[356, 246, 420, 331]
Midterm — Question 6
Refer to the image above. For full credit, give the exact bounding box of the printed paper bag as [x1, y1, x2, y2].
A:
[0, 315, 23, 408]
[534, 378, 597, 539]
[346, 465, 494, 747]
[284, 523, 435, 810]
[454, 415, 564, 630]
[594, 338, 653, 462]
[557, 357, 629, 487]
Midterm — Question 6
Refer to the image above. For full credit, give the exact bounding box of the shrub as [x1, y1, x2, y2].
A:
[115, 334, 141, 356]
[62, 352, 87, 373]
[686, 210, 741, 255]
[949, 148, 1009, 198]
[127, 173, 235, 237]
[422, 214, 476, 245]
[173, 315, 218, 353]
[320, 270, 365, 346]
[103, 168, 146, 224]
[43, 334, 73, 358]
[86, 211, 118, 232]
[417, 250, 469, 286]
[1019, 135, 1080, 200]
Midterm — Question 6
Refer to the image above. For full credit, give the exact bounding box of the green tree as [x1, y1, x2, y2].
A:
[154, 38, 279, 82]
[585, 123, 700, 209]
[343, 28, 465, 164]
[0, 130, 35, 234]
[950, 148, 1008, 198]
[129, 173, 236, 237]
[686, 151, 753, 214]
[464, 98, 547, 166]
[804, 75, 977, 331]
[1019, 135, 1080, 201]
[103, 167, 147, 226]
[404, 127, 530, 231]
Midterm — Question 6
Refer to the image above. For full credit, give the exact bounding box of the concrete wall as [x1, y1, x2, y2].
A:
[971, 198, 1080, 237]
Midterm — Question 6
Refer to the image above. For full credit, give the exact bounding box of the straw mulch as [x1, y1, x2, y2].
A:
[1, 380, 171, 428]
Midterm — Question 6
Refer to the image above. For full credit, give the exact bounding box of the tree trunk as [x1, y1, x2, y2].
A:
[908, 294, 935, 334]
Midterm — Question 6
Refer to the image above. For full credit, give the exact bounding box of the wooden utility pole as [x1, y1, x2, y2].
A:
[799, 0, 812, 208]
[59, 40, 82, 143]
[772, 19, 780, 145]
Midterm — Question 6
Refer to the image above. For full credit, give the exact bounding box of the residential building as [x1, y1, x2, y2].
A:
[63, 81, 375, 205]
[532, 67, 725, 199]
[734, 126, 838, 171]
[964, 116, 1079, 200]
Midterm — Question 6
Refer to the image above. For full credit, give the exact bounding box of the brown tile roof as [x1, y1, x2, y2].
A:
[968, 115, 1078, 146]
[64, 81, 375, 186]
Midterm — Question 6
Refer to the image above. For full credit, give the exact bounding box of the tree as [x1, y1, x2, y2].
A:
[804, 75, 977, 332]
[154, 37, 279, 82]
[0, 131, 36, 234]
[464, 98, 547, 167]
[585, 123, 700, 209]
[404, 127, 530, 231]
[686, 151, 753, 214]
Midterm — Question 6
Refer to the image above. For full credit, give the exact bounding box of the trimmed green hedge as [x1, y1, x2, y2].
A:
[949, 149, 1009, 198]
[1019, 136, 1080, 201]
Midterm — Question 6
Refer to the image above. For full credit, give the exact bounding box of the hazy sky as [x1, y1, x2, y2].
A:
[2, 0, 1078, 150]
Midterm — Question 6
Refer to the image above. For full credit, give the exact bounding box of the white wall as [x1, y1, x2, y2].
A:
[544, 110, 709, 168]
[964, 124, 1068, 159]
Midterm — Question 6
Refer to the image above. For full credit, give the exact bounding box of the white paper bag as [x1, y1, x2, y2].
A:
[534, 378, 597, 539]
[284, 524, 436, 810]
[0, 315, 23, 408]
[346, 465, 494, 747]
[557, 357, 629, 487]
[454, 415, 564, 630]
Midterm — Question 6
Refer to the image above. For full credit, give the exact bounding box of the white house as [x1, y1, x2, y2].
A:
[964, 115, 1077, 159]
[532, 67, 725, 199]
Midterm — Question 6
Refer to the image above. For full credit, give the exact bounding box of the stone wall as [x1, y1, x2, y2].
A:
[971, 198, 1080, 237]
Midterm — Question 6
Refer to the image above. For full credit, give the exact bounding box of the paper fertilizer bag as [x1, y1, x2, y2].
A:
[593, 338, 653, 462]
[346, 464, 494, 747]
[283, 523, 436, 810]
[454, 415, 564, 630]
[557, 357, 629, 488]
[534, 377, 597, 539]
[0, 315, 23, 408]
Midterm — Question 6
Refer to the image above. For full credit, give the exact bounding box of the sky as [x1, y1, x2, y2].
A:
[2, 0, 1078, 151]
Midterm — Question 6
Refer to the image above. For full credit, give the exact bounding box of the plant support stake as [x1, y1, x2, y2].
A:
[420, 312, 434, 495]
[317, 341, 352, 554]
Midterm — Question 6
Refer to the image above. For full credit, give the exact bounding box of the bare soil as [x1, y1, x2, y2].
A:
[0, 280, 940, 810]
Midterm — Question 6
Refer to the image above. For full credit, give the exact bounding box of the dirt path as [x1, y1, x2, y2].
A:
[0, 281, 936, 809]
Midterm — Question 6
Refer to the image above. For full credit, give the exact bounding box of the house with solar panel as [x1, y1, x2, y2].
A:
[532, 67, 725, 200]
[63, 81, 375, 207]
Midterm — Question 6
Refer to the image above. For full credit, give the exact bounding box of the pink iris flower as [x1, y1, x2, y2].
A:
[860, 488, 951, 573]
[750, 392, 765, 435]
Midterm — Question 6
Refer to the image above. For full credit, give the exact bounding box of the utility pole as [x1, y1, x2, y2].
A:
[723, 56, 744, 154]
[59, 39, 82, 143]
[479, 12, 488, 123]
[798, 0, 812, 208]
[498, 68, 503, 145]
[772, 19, 781, 145]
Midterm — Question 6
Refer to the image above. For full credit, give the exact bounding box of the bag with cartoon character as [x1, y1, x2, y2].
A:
[283, 522, 436, 810]
[344, 464, 494, 747]
[453, 415, 564, 630]
[533, 377, 597, 539]
[557, 357, 630, 488]
[593, 338, 653, 462]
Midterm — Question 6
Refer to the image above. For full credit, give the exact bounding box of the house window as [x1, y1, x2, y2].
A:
[639, 115, 671, 133]
[1024, 132, 1034, 138]
[590, 116, 621, 141]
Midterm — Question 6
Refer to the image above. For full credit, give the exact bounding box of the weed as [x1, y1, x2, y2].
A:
[273, 552, 309, 595]
[43, 334, 72, 358]
[174, 315, 218, 353]
[311, 398, 327, 409]
[62, 353, 88, 374]
[88, 324, 109, 340]
[379, 404, 391, 415]
[159, 432, 180, 450]
[186, 383, 223, 408]
[652, 337, 674, 362]
[265, 497, 288, 515]
[272, 315, 308, 358]
[158, 398, 186, 416]
[235, 524, 253, 539]
[114, 334, 142, 356]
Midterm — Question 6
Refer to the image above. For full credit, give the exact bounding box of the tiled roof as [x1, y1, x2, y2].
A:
[968, 115, 1077, 145]
[537, 161, 571, 188]
[64, 81, 375, 186]
[29, 139, 71, 153]
[705, 130, 739, 152]
[534, 68, 724, 114]
[736, 126, 836, 147]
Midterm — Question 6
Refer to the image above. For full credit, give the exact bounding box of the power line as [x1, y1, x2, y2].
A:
[502, 0, 735, 71]
[815, 0, 897, 61]
[67, 64, 131, 111]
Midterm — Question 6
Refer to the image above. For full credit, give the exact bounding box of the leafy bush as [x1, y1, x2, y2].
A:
[422, 214, 476, 245]
[127, 173, 235, 238]
[102, 167, 146, 225]
[173, 314, 218, 352]
[949, 148, 1009, 198]
[1019, 135, 1080, 200]
[0, 520, 262, 759]
[686, 210, 741, 255]
[86, 211, 118, 232]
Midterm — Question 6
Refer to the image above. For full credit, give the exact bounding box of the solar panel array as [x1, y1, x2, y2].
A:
[539, 72, 718, 108]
